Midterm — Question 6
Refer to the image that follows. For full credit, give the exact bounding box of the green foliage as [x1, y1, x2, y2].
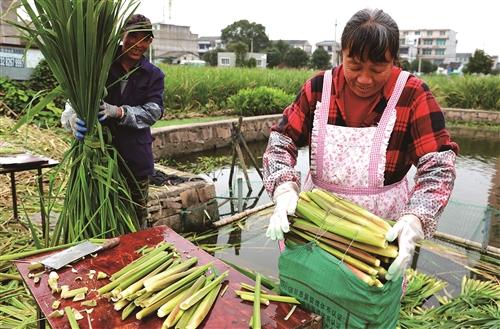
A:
[161, 65, 314, 113]
[266, 40, 291, 68]
[227, 41, 248, 67]
[410, 59, 437, 74]
[202, 50, 221, 67]
[311, 47, 331, 70]
[463, 49, 494, 75]
[0, 76, 62, 127]
[25, 59, 57, 92]
[227, 86, 294, 116]
[424, 75, 500, 110]
[221, 20, 270, 53]
[245, 57, 257, 68]
[284, 48, 309, 68]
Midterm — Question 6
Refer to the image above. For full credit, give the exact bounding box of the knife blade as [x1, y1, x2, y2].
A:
[40, 238, 120, 270]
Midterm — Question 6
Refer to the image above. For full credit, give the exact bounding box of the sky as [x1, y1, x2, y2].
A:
[136, 0, 500, 56]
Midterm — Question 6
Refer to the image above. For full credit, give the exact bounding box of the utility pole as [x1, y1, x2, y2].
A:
[332, 19, 338, 67]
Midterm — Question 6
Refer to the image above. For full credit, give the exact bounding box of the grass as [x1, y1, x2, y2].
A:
[153, 115, 235, 128]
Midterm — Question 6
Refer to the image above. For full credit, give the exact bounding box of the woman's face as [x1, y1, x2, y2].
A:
[342, 50, 394, 98]
[122, 31, 152, 62]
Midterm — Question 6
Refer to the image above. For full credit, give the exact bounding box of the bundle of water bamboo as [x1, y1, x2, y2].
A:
[287, 189, 399, 287]
[97, 241, 227, 328]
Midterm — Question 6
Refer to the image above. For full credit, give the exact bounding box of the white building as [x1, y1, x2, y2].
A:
[151, 23, 199, 64]
[217, 52, 267, 68]
[197, 36, 225, 57]
[0, 0, 43, 80]
[315, 40, 341, 67]
[400, 29, 457, 65]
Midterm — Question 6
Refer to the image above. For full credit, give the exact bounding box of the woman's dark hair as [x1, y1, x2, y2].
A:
[341, 9, 399, 63]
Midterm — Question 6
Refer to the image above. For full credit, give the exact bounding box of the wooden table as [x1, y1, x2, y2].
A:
[16, 226, 321, 329]
[0, 151, 58, 235]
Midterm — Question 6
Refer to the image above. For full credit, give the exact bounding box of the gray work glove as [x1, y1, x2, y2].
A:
[98, 101, 124, 122]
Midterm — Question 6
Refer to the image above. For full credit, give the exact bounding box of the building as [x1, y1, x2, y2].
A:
[281, 40, 312, 55]
[315, 40, 341, 67]
[217, 52, 267, 68]
[0, 0, 43, 80]
[197, 36, 225, 57]
[151, 23, 199, 64]
[400, 29, 457, 65]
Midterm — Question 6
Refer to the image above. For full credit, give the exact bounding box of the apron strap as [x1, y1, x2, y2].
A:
[368, 70, 410, 186]
[315, 69, 334, 180]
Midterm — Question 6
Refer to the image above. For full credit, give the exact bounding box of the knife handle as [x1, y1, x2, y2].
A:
[101, 237, 120, 250]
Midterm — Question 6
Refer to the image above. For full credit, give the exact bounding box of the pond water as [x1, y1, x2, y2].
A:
[170, 130, 499, 295]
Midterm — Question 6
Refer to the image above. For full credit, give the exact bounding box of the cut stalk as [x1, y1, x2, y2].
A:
[144, 257, 198, 292]
[345, 263, 377, 286]
[121, 301, 136, 320]
[163, 275, 206, 327]
[313, 189, 392, 231]
[240, 282, 268, 294]
[291, 219, 398, 258]
[144, 263, 212, 307]
[179, 271, 228, 310]
[157, 284, 193, 318]
[236, 292, 269, 305]
[64, 307, 80, 329]
[307, 191, 387, 235]
[119, 257, 174, 300]
[291, 228, 378, 276]
[184, 283, 222, 329]
[295, 199, 387, 248]
[252, 274, 262, 329]
[235, 291, 300, 304]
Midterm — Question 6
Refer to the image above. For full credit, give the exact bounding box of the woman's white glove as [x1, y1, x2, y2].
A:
[385, 214, 424, 280]
[266, 182, 299, 241]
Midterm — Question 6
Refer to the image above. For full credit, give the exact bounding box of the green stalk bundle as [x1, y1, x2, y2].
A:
[15, 0, 140, 245]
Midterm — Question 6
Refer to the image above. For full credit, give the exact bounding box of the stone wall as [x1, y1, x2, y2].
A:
[148, 164, 219, 232]
[152, 115, 281, 159]
[152, 109, 498, 158]
[443, 108, 500, 124]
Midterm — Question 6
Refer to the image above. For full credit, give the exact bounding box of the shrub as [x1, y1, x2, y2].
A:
[228, 86, 294, 116]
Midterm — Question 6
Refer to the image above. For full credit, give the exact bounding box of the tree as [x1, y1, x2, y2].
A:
[203, 49, 222, 67]
[463, 49, 493, 74]
[284, 48, 309, 68]
[221, 20, 269, 53]
[311, 47, 331, 70]
[227, 41, 248, 67]
[410, 59, 437, 74]
[265, 40, 291, 68]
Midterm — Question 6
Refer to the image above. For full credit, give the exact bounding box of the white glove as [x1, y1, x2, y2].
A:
[266, 182, 299, 241]
[385, 214, 424, 281]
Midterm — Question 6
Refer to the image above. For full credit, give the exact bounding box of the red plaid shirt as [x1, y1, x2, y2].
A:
[272, 65, 459, 185]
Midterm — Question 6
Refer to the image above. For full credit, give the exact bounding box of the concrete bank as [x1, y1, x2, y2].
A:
[152, 109, 499, 158]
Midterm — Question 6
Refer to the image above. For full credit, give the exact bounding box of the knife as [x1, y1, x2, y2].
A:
[38, 238, 120, 270]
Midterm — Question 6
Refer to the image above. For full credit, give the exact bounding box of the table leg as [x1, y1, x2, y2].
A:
[37, 306, 46, 329]
[10, 172, 18, 221]
[37, 168, 47, 241]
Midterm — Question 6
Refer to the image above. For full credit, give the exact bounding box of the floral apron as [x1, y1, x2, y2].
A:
[303, 69, 411, 220]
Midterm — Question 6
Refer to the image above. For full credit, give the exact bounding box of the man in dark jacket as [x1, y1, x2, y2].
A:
[61, 14, 164, 228]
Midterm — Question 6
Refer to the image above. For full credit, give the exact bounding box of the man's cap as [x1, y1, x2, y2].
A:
[123, 14, 154, 38]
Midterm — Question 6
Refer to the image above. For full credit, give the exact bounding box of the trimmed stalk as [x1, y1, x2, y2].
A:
[61, 287, 88, 299]
[291, 219, 398, 258]
[291, 228, 378, 276]
[237, 293, 269, 305]
[157, 285, 193, 318]
[235, 291, 300, 304]
[64, 307, 80, 329]
[110, 242, 171, 281]
[163, 275, 206, 327]
[144, 258, 199, 292]
[345, 263, 377, 286]
[313, 189, 392, 231]
[185, 283, 222, 329]
[307, 191, 387, 235]
[179, 271, 228, 310]
[144, 263, 212, 307]
[121, 301, 136, 320]
[252, 274, 262, 329]
[295, 199, 387, 248]
[240, 282, 268, 294]
[119, 257, 175, 300]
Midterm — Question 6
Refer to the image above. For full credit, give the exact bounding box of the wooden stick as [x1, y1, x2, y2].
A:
[432, 231, 500, 257]
[212, 202, 274, 227]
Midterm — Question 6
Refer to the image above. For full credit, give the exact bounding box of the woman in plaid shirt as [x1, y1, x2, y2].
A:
[264, 8, 458, 281]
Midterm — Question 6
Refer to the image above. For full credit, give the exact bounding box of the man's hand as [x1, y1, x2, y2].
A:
[69, 114, 87, 140]
[266, 182, 299, 241]
[385, 214, 424, 280]
[98, 101, 124, 121]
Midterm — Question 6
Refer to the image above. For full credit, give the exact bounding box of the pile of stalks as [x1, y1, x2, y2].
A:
[287, 189, 398, 287]
[96, 241, 226, 329]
